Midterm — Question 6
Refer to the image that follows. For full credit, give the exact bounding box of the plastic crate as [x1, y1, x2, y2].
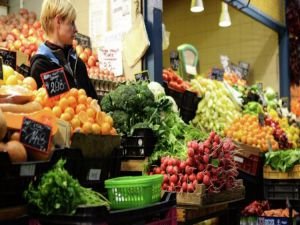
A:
[264, 179, 300, 200]
[146, 207, 177, 225]
[105, 175, 163, 209]
[71, 133, 122, 192]
[121, 129, 157, 159]
[0, 148, 82, 208]
[234, 143, 263, 177]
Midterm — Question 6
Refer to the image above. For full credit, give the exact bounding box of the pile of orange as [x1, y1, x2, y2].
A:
[224, 114, 278, 151]
[34, 87, 117, 135]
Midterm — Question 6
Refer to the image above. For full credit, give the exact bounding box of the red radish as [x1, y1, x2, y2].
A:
[191, 141, 198, 150]
[173, 166, 179, 175]
[179, 161, 187, 171]
[187, 183, 194, 193]
[203, 174, 210, 186]
[167, 158, 173, 166]
[198, 163, 205, 171]
[162, 183, 168, 190]
[185, 166, 193, 175]
[182, 174, 188, 182]
[203, 154, 210, 164]
[187, 147, 194, 157]
[155, 167, 161, 174]
[168, 186, 175, 192]
[170, 174, 178, 184]
[209, 131, 216, 139]
[196, 172, 204, 182]
[160, 164, 166, 171]
[204, 140, 211, 148]
[186, 157, 194, 166]
[163, 174, 169, 183]
[188, 173, 196, 182]
[182, 182, 188, 192]
[198, 143, 204, 153]
[187, 141, 192, 148]
[214, 135, 220, 144]
[166, 165, 173, 174]
[193, 179, 198, 188]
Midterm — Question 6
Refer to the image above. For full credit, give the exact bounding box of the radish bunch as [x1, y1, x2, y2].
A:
[151, 132, 239, 193]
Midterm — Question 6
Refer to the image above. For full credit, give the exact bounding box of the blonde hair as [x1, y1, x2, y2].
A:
[40, 0, 76, 35]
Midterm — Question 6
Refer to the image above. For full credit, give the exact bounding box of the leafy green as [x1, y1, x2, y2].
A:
[265, 149, 300, 172]
[24, 159, 110, 215]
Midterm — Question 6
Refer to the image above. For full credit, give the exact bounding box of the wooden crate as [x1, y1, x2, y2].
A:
[263, 165, 300, 179]
[176, 180, 245, 207]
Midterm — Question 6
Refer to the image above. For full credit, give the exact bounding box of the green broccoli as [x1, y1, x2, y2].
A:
[100, 93, 113, 112]
[111, 110, 130, 134]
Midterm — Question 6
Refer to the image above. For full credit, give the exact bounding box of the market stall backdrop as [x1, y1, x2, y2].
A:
[163, 0, 282, 92]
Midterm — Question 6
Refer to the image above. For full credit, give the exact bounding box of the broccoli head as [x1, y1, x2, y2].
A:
[100, 93, 113, 112]
[111, 110, 130, 134]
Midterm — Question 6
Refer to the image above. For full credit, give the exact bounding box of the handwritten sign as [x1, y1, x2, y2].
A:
[75, 33, 91, 49]
[20, 117, 52, 153]
[0, 49, 17, 69]
[98, 44, 123, 76]
[40, 68, 70, 98]
[135, 70, 149, 81]
[0, 57, 3, 80]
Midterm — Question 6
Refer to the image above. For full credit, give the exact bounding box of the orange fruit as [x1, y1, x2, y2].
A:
[64, 107, 75, 117]
[60, 112, 72, 121]
[76, 104, 87, 114]
[78, 89, 86, 96]
[86, 108, 96, 118]
[58, 97, 69, 110]
[52, 106, 62, 117]
[110, 128, 117, 135]
[87, 97, 93, 104]
[69, 88, 79, 98]
[78, 111, 89, 123]
[10, 132, 20, 141]
[44, 107, 52, 112]
[22, 77, 37, 90]
[101, 122, 111, 135]
[67, 96, 77, 108]
[15, 72, 24, 81]
[88, 117, 95, 123]
[96, 111, 105, 124]
[82, 122, 93, 134]
[103, 115, 113, 126]
[91, 123, 101, 134]
[70, 117, 81, 128]
[78, 95, 87, 104]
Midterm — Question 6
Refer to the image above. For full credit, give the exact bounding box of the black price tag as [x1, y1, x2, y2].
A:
[211, 68, 224, 81]
[20, 117, 52, 153]
[258, 113, 265, 126]
[0, 57, 3, 80]
[135, 70, 149, 81]
[0, 49, 17, 69]
[17, 64, 30, 77]
[41, 68, 70, 98]
[75, 33, 91, 49]
[281, 97, 289, 108]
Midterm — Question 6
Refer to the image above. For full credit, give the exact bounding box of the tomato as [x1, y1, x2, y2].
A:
[162, 73, 169, 81]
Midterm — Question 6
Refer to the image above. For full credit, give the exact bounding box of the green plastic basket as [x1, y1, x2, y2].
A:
[104, 175, 163, 209]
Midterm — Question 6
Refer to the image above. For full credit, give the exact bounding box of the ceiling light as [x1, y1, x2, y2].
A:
[191, 0, 204, 13]
[219, 2, 231, 27]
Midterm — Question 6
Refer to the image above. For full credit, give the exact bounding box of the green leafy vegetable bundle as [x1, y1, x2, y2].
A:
[265, 149, 300, 172]
[24, 159, 110, 215]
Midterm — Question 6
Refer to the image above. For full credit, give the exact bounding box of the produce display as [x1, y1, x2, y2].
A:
[151, 132, 239, 193]
[24, 159, 110, 215]
[190, 76, 241, 134]
[265, 149, 300, 172]
[162, 68, 191, 93]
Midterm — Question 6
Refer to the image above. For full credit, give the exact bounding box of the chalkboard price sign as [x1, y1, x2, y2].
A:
[0, 57, 3, 80]
[40, 68, 70, 98]
[20, 117, 52, 153]
[0, 49, 17, 69]
[135, 70, 149, 81]
[75, 33, 91, 49]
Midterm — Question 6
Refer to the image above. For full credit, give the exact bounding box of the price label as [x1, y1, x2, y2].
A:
[40, 68, 70, 98]
[258, 113, 265, 126]
[0, 57, 3, 80]
[75, 33, 91, 49]
[135, 70, 149, 81]
[20, 164, 36, 176]
[233, 156, 244, 163]
[0, 49, 17, 69]
[17, 64, 30, 77]
[281, 97, 289, 108]
[87, 169, 101, 181]
[20, 117, 52, 153]
[211, 68, 224, 81]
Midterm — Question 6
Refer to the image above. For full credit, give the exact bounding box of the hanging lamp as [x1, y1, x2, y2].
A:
[190, 0, 204, 13]
[219, 2, 231, 27]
